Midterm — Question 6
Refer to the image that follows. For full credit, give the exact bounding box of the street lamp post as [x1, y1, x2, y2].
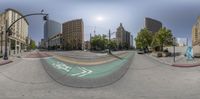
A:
[44, 17, 49, 50]
[173, 37, 176, 62]
[0, 26, 3, 54]
[3, 10, 48, 60]
[4, 20, 8, 60]
[108, 29, 116, 54]
[108, 30, 111, 54]
[90, 33, 92, 51]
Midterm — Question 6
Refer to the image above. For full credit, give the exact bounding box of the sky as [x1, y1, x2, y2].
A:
[1, 0, 200, 46]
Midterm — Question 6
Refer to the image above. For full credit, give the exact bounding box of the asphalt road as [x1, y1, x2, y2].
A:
[0, 51, 200, 99]
[41, 52, 134, 87]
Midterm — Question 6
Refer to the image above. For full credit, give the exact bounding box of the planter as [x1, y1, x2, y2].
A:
[157, 52, 162, 57]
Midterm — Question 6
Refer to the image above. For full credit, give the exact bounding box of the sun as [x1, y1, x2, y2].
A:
[96, 16, 104, 21]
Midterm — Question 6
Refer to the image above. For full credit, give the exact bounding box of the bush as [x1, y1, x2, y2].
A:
[163, 52, 171, 57]
[194, 53, 200, 58]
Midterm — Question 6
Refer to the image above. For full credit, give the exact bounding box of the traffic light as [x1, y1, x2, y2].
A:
[8, 32, 12, 36]
[43, 15, 48, 21]
[7, 29, 12, 36]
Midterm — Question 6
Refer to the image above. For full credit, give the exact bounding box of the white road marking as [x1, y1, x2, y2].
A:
[71, 67, 86, 76]
[52, 61, 72, 72]
[78, 67, 93, 77]
[71, 67, 93, 77]
[47, 58, 93, 77]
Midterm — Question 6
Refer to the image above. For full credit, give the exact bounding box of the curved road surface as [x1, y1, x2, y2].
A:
[0, 51, 200, 98]
[41, 52, 134, 87]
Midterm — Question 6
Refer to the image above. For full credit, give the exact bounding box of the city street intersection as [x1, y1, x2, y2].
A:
[0, 51, 200, 99]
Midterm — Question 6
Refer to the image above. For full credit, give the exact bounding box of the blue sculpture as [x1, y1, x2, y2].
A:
[185, 46, 193, 60]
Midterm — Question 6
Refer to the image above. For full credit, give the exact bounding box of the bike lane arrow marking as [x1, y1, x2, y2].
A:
[78, 67, 93, 77]
[71, 67, 93, 77]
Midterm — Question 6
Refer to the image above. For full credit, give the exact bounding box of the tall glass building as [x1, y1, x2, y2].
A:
[44, 20, 62, 48]
[144, 17, 162, 33]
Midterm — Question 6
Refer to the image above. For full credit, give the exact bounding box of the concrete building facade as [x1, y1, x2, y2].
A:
[130, 35, 134, 48]
[44, 20, 62, 48]
[125, 31, 130, 48]
[192, 16, 200, 55]
[0, 8, 29, 55]
[62, 19, 84, 50]
[116, 23, 131, 49]
[49, 33, 63, 50]
[144, 17, 162, 33]
[84, 41, 90, 50]
[39, 39, 45, 49]
[192, 16, 200, 46]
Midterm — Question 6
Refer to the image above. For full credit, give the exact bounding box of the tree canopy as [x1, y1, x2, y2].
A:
[151, 27, 173, 51]
[135, 28, 153, 49]
[91, 34, 108, 50]
[91, 34, 118, 51]
[135, 27, 173, 51]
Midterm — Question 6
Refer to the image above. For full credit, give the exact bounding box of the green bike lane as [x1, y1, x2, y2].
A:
[41, 51, 135, 87]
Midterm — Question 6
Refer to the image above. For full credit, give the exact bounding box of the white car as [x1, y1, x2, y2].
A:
[137, 49, 144, 54]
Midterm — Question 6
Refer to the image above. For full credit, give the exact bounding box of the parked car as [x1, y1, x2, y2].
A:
[143, 48, 149, 53]
[137, 49, 145, 54]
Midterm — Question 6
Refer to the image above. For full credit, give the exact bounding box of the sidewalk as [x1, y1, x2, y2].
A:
[146, 53, 200, 67]
[0, 59, 13, 66]
[0, 51, 34, 66]
[43, 51, 130, 65]
[49, 52, 129, 66]
[51, 51, 127, 60]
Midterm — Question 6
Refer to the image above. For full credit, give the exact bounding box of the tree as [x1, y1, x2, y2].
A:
[91, 34, 108, 51]
[30, 40, 36, 49]
[135, 28, 153, 49]
[151, 27, 173, 51]
[109, 40, 117, 50]
[27, 39, 36, 50]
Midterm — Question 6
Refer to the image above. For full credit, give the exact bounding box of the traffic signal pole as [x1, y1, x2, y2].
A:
[4, 20, 8, 60]
[3, 10, 48, 60]
[108, 29, 111, 54]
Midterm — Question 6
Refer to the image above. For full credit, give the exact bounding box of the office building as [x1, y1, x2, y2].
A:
[0, 8, 29, 55]
[144, 17, 162, 33]
[116, 23, 131, 49]
[130, 35, 134, 48]
[44, 19, 62, 48]
[192, 16, 200, 55]
[192, 16, 200, 46]
[49, 33, 63, 50]
[125, 31, 130, 49]
[62, 19, 84, 50]
[84, 41, 90, 50]
[39, 39, 45, 49]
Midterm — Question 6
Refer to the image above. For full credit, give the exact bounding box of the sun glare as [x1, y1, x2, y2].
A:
[96, 16, 104, 21]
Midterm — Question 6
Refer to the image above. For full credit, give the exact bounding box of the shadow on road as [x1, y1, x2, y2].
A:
[109, 53, 123, 60]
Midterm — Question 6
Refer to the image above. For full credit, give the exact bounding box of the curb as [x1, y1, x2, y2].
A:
[145, 54, 172, 66]
[0, 60, 13, 66]
[171, 63, 200, 68]
[145, 54, 200, 68]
